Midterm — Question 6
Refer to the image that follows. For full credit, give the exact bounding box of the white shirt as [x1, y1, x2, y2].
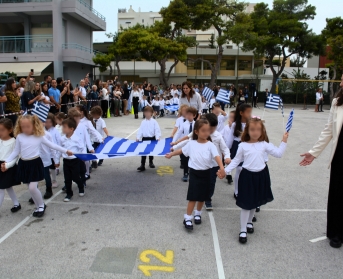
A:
[174, 116, 185, 129]
[253, 91, 257, 97]
[172, 98, 179, 105]
[217, 114, 229, 135]
[229, 91, 234, 98]
[80, 117, 103, 143]
[182, 140, 219, 170]
[202, 102, 208, 110]
[160, 100, 165, 107]
[46, 127, 62, 159]
[173, 120, 194, 142]
[93, 117, 107, 140]
[55, 124, 63, 136]
[316, 92, 322, 101]
[210, 98, 216, 108]
[6, 133, 67, 163]
[79, 86, 87, 98]
[101, 88, 109, 101]
[140, 100, 151, 107]
[75, 122, 93, 152]
[40, 92, 50, 108]
[225, 141, 287, 173]
[40, 132, 58, 167]
[226, 122, 246, 149]
[170, 89, 179, 97]
[152, 100, 160, 107]
[180, 92, 202, 114]
[0, 138, 17, 169]
[131, 90, 141, 101]
[60, 133, 84, 159]
[136, 118, 161, 140]
[210, 131, 231, 165]
[222, 125, 231, 147]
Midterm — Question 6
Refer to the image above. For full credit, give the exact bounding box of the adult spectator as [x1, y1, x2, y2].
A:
[21, 81, 44, 112]
[315, 88, 324, 112]
[40, 83, 51, 108]
[60, 80, 73, 114]
[88, 85, 99, 110]
[99, 82, 110, 118]
[213, 85, 219, 98]
[180, 81, 202, 118]
[48, 79, 61, 114]
[232, 85, 238, 105]
[143, 84, 151, 102]
[300, 76, 343, 249]
[237, 89, 245, 107]
[18, 78, 26, 96]
[78, 79, 87, 106]
[194, 84, 199, 93]
[243, 85, 249, 104]
[42, 75, 52, 89]
[229, 87, 235, 108]
[122, 81, 132, 115]
[252, 89, 258, 108]
[0, 86, 7, 116]
[264, 88, 270, 107]
[4, 78, 21, 125]
[112, 84, 122, 117]
[84, 75, 92, 93]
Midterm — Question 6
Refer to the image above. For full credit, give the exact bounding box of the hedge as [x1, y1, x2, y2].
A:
[254, 92, 331, 105]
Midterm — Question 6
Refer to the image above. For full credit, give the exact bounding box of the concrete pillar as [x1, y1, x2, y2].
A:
[23, 16, 30, 53]
[234, 55, 238, 77]
[52, 0, 64, 78]
[201, 56, 204, 76]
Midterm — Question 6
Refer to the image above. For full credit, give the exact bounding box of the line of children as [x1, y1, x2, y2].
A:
[224, 119, 288, 243]
[166, 119, 226, 230]
[54, 112, 67, 175]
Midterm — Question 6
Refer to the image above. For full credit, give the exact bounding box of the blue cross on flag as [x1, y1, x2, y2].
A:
[216, 89, 230, 104]
[265, 93, 281, 110]
[32, 102, 50, 122]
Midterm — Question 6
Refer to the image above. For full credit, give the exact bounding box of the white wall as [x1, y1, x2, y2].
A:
[65, 15, 92, 48]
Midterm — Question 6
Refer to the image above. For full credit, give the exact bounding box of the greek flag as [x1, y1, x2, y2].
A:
[164, 105, 179, 112]
[265, 93, 281, 110]
[286, 109, 294, 132]
[74, 136, 173, 161]
[216, 89, 230, 104]
[280, 98, 284, 117]
[202, 87, 214, 102]
[32, 102, 50, 122]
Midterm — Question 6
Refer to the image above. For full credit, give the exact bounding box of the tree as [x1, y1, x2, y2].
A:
[161, 0, 250, 87]
[239, 0, 325, 93]
[290, 57, 306, 67]
[93, 53, 113, 75]
[208, 34, 216, 49]
[322, 17, 343, 101]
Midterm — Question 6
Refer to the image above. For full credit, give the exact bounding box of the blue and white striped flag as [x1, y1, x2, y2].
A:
[216, 89, 230, 104]
[74, 136, 173, 161]
[164, 105, 179, 112]
[265, 93, 281, 110]
[280, 98, 284, 117]
[202, 87, 214, 102]
[286, 109, 294, 132]
[32, 102, 49, 122]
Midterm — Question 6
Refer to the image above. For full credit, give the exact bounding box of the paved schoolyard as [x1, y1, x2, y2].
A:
[0, 104, 341, 279]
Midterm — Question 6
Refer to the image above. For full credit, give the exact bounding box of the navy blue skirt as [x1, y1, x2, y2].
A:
[17, 157, 44, 184]
[236, 165, 273, 210]
[0, 161, 20, 189]
[187, 168, 211, 201]
[230, 140, 243, 167]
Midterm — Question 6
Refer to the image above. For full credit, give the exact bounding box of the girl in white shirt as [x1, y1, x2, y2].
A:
[2, 115, 71, 218]
[202, 97, 209, 114]
[159, 97, 165, 117]
[222, 111, 236, 184]
[151, 97, 160, 118]
[166, 119, 225, 231]
[225, 119, 288, 244]
[226, 104, 252, 198]
[0, 119, 20, 213]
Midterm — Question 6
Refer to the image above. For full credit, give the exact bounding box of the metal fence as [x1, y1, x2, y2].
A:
[0, 35, 53, 53]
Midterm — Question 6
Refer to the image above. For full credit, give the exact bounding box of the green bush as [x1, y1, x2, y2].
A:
[254, 92, 331, 105]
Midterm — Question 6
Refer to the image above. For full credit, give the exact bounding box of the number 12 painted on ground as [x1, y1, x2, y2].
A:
[138, 250, 175, 276]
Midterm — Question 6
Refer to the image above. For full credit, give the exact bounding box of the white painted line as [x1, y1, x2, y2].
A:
[208, 212, 225, 279]
[0, 190, 62, 245]
[125, 128, 139, 139]
[309, 236, 327, 243]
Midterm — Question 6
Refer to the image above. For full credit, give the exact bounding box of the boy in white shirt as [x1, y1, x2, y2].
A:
[60, 118, 85, 202]
[173, 94, 180, 105]
[136, 106, 161, 172]
[140, 96, 151, 119]
[90, 106, 109, 168]
[212, 102, 229, 135]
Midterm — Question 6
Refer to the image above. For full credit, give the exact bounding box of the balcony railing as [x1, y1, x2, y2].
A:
[0, 35, 53, 53]
[0, 0, 52, 3]
[75, 0, 106, 21]
[62, 43, 103, 55]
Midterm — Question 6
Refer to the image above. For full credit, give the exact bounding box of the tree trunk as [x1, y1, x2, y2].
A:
[209, 44, 224, 88]
[330, 65, 336, 104]
[115, 59, 122, 82]
[158, 59, 168, 88]
[269, 53, 287, 94]
[109, 65, 113, 77]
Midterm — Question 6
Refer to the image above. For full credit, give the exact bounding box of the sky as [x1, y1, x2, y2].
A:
[93, 0, 342, 43]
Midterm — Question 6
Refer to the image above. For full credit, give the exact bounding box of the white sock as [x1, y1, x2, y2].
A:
[6, 187, 19, 206]
[85, 161, 90, 176]
[240, 209, 250, 233]
[194, 210, 202, 216]
[28, 182, 44, 211]
[234, 166, 242, 195]
[0, 189, 5, 207]
[184, 214, 193, 221]
[248, 209, 256, 226]
[50, 169, 56, 182]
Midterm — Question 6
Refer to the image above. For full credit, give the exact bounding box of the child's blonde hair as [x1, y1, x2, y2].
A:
[14, 115, 45, 137]
[68, 107, 82, 118]
[178, 104, 189, 115]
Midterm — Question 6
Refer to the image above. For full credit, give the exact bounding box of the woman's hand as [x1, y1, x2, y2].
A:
[299, 153, 315, 166]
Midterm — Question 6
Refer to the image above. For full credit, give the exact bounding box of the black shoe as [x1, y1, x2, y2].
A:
[180, 164, 184, 169]
[91, 161, 98, 169]
[85, 174, 91, 180]
[252, 216, 257, 222]
[137, 165, 146, 172]
[226, 175, 233, 184]
[11, 204, 21, 213]
[98, 160, 103, 166]
[44, 191, 53, 199]
[239, 232, 247, 244]
[256, 207, 260, 212]
[182, 173, 189, 182]
[32, 205, 46, 218]
[62, 186, 66, 192]
[205, 203, 213, 211]
[247, 223, 254, 234]
[89, 166, 92, 173]
[234, 193, 238, 200]
[194, 215, 202, 225]
[183, 219, 193, 230]
[149, 162, 155, 168]
[29, 198, 34, 204]
[330, 237, 342, 248]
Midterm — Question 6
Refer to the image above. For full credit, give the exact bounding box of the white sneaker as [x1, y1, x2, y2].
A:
[52, 181, 58, 188]
[64, 196, 72, 202]
[79, 192, 85, 197]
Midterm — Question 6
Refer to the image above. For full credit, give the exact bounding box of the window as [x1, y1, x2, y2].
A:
[238, 60, 252, 71]
[220, 60, 235, 70]
[187, 60, 201, 70]
[203, 60, 215, 70]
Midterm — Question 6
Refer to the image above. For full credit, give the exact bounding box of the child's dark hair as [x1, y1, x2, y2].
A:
[241, 118, 269, 143]
[55, 112, 67, 120]
[0, 118, 14, 137]
[91, 106, 103, 117]
[192, 119, 211, 141]
[75, 104, 92, 122]
[212, 102, 220, 108]
[234, 104, 252, 137]
[46, 113, 56, 126]
[202, 113, 218, 127]
[62, 118, 77, 130]
[144, 106, 154, 114]
[186, 107, 198, 116]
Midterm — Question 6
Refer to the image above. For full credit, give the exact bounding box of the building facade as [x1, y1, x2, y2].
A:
[0, 0, 106, 84]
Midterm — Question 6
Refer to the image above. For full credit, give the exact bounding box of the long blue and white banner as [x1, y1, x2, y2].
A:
[74, 136, 173, 160]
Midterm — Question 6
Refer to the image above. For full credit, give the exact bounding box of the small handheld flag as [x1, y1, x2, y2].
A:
[265, 93, 281, 110]
[286, 109, 294, 132]
[280, 98, 284, 117]
[202, 87, 214, 102]
[216, 89, 230, 104]
[32, 102, 49, 122]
